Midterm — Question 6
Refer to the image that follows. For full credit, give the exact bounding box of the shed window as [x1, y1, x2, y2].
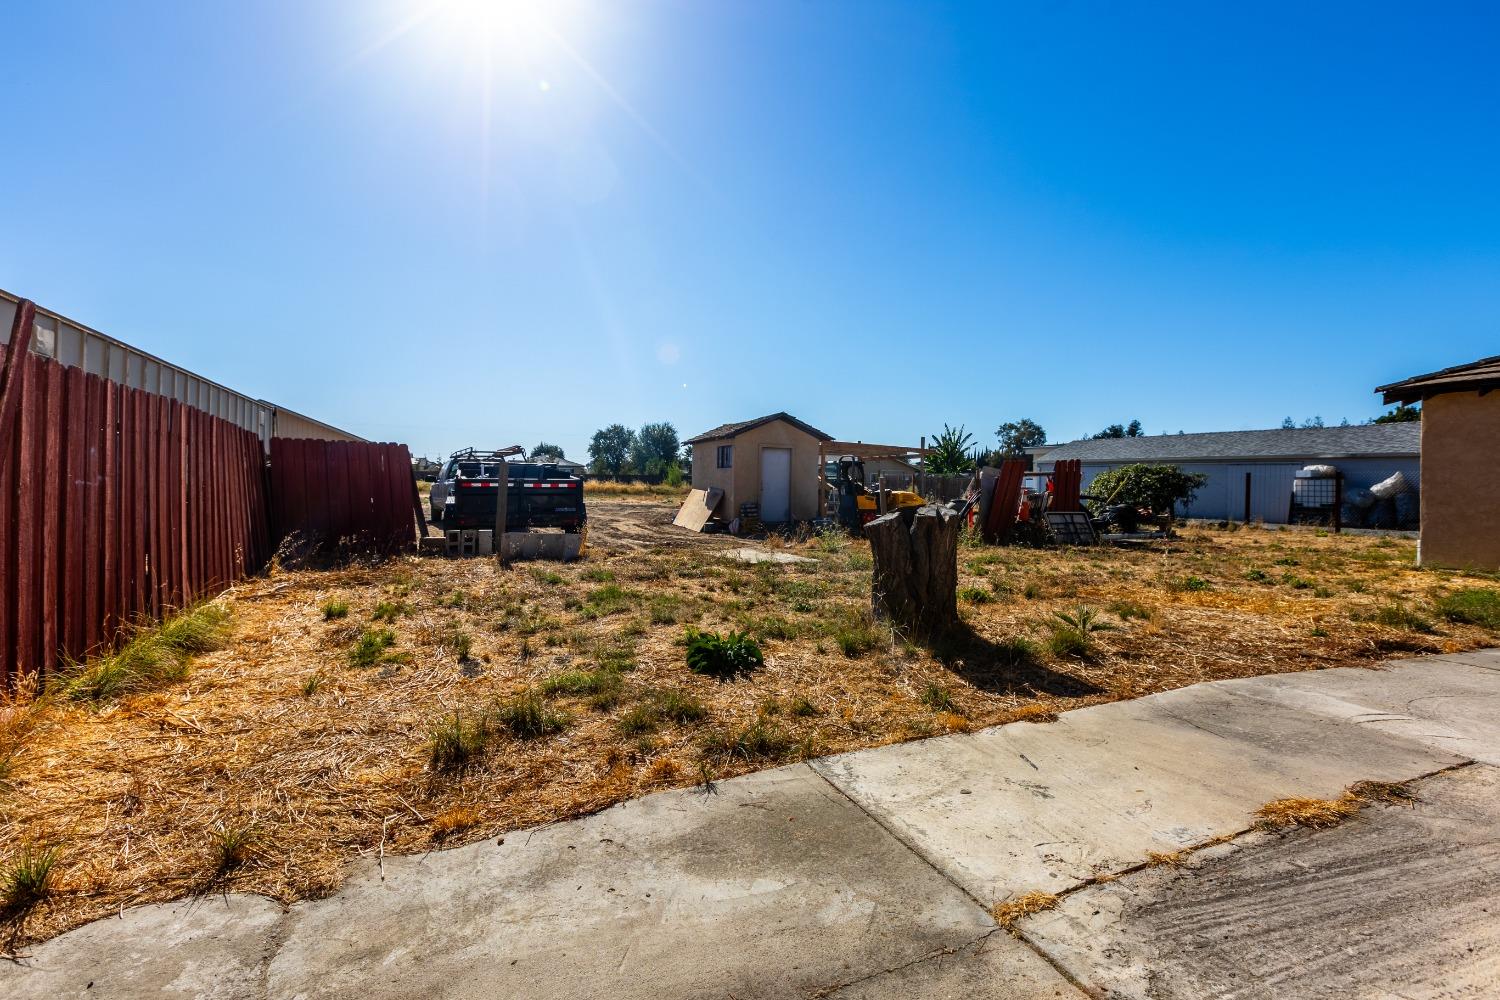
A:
[716, 445, 733, 469]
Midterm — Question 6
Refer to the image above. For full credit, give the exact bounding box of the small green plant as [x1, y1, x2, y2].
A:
[919, 684, 956, 712]
[957, 586, 992, 605]
[825, 608, 885, 658]
[300, 672, 325, 697]
[349, 628, 397, 667]
[493, 690, 569, 739]
[1051, 605, 1115, 634]
[582, 567, 616, 583]
[1107, 600, 1152, 621]
[704, 721, 791, 762]
[2, 843, 60, 913]
[1178, 576, 1210, 592]
[1022, 582, 1042, 600]
[209, 822, 256, 874]
[321, 600, 350, 620]
[1282, 575, 1313, 590]
[617, 704, 660, 736]
[582, 584, 636, 619]
[654, 688, 707, 724]
[542, 668, 622, 699]
[1371, 603, 1436, 634]
[1434, 588, 1500, 629]
[439, 625, 474, 660]
[428, 711, 492, 770]
[531, 569, 565, 587]
[371, 600, 407, 621]
[788, 696, 820, 717]
[1244, 569, 1270, 583]
[684, 628, 764, 678]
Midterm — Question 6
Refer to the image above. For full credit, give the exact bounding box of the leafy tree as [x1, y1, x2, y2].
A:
[631, 422, 681, 476]
[925, 424, 976, 476]
[1092, 419, 1143, 439]
[1086, 464, 1208, 517]
[1374, 404, 1421, 423]
[530, 442, 566, 461]
[1280, 416, 1297, 429]
[588, 424, 636, 475]
[1301, 416, 1324, 428]
[995, 418, 1047, 456]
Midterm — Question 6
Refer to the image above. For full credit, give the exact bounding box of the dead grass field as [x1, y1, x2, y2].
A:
[2, 497, 1497, 947]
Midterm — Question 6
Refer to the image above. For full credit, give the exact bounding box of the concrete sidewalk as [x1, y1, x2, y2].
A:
[7, 650, 1500, 999]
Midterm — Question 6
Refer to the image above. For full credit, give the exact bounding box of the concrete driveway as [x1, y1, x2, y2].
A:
[6, 650, 1500, 999]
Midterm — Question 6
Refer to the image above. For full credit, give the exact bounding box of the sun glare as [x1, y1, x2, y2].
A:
[437, 0, 569, 61]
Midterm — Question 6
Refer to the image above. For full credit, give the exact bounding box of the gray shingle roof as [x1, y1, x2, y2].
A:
[1039, 424, 1420, 464]
[685, 412, 832, 445]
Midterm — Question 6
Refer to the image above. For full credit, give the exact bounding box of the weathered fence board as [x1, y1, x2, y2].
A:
[269, 437, 417, 556]
[0, 343, 270, 687]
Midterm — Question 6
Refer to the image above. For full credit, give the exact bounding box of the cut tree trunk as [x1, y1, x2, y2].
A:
[866, 505, 959, 638]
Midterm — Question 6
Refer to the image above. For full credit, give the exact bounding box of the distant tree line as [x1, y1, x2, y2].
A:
[587, 421, 685, 482]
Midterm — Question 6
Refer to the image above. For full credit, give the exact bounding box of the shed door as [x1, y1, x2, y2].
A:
[760, 448, 792, 522]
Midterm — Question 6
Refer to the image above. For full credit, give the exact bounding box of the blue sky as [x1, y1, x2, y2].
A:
[2, 2, 1496, 461]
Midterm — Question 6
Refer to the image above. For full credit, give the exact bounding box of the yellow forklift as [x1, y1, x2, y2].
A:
[833, 457, 924, 532]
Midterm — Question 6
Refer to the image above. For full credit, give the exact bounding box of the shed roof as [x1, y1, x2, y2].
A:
[685, 412, 832, 445]
[1377, 355, 1500, 404]
[1039, 424, 1420, 464]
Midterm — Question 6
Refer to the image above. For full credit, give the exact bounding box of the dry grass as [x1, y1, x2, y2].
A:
[584, 481, 691, 499]
[992, 891, 1059, 931]
[1255, 778, 1420, 831]
[0, 503, 1494, 948]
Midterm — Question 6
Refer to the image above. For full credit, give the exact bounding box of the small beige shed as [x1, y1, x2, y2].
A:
[686, 412, 831, 524]
[1377, 355, 1500, 569]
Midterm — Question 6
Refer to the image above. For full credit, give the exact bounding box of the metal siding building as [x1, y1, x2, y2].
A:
[2, 290, 363, 451]
[1037, 426, 1421, 523]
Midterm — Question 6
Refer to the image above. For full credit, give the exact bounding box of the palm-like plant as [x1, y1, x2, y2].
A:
[925, 424, 976, 476]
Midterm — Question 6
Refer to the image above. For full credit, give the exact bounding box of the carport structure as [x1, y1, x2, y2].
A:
[817, 440, 931, 517]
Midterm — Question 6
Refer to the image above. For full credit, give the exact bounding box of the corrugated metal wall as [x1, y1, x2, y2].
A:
[1079, 457, 1422, 522]
[1, 290, 363, 451]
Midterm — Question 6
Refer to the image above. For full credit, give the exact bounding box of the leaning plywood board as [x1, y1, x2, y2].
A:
[674, 487, 723, 532]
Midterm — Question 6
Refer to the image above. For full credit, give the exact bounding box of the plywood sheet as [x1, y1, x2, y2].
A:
[673, 487, 723, 531]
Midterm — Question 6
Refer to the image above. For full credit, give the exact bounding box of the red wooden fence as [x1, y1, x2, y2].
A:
[269, 437, 418, 556]
[1050, 459, 1083, 513]
[0, 320, 270, 687]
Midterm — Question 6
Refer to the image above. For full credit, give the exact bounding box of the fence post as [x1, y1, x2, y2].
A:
[0, 299, 36, 456]
[1333, 473, 1343, 534]
[1243, 472, 1252, 524]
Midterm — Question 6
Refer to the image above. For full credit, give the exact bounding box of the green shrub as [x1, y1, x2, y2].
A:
[321, 600, 349, 620]
[957, 586, 992, 605]
[1178, 576, 1210, 592]
[825, 608, 885, 658]
[684, 628, 764, 678]
[1244, 569, 1270, 583]
[654, 688, 707, 724]
[1085, 464, 1208, 517]
[1434, 588, 1500, 629]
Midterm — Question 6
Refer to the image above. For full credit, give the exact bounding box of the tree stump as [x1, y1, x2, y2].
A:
[866, 505, 959, 638]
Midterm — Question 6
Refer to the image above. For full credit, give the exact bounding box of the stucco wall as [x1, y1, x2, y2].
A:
[1420, 392, 1500, 569]
[689, 420, 824, 522]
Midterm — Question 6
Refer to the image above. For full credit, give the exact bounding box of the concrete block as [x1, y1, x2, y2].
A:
[475, 529, 493, 556]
